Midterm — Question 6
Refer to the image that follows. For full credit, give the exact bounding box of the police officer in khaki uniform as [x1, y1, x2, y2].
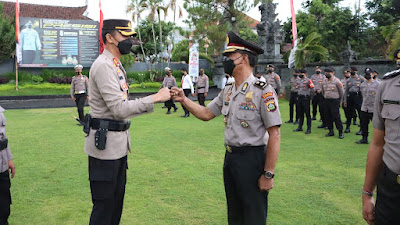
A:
[195, 68, 209, 106]
[286, 69, 300, 124]
[321, 67, 344, 139]
[356, 68, 380, 144]
[264, 64, 281, 94]
[171, 31, 281, 225]
[0, 106, 15, 225]
[71, 64, 89, 125]
[310, 66, 325, 122]
[85, 19, 170, 225]
[293, 68, 314, 134]
[344, 66, 364, 133]
[362, 50, 400, 225]
[161, 67, 178, 114]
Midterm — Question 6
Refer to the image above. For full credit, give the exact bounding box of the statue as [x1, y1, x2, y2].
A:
[256, 1, 285, 71]
[340, 40, 358, 69]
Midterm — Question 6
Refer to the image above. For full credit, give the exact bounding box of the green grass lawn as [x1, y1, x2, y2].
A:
[4, 99, 369, 224]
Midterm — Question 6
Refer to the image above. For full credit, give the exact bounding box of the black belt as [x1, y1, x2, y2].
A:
[298, 95, 310, 98]
[383, 163, 400, 185]
[349, 92, 360, 95]
[90, 118, 130, 131]
[225, 144, 265, 153]
[197, 87, 205, 89]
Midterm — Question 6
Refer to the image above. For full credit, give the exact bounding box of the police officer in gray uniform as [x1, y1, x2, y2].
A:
[0, 106, 15, 225]
[321, 67, 344, 139]
[362, 49, 400, 225]
[171, 31, 281, 225]
[286, 69, 300, 123]
[293, 68, 314, 134]
[161, 67, 178, 114]
[85, 19, 170, 225]
[195, 68, 209, 106]
[264, 64, 281, 94]
[344, 66, 364, 133]
[71, 64, 89, 125]
[310, 66, 325, 121]
[356, 68, 381, 144]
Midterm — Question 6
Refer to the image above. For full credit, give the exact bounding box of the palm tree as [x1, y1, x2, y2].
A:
[294, 32, 328, 69]
[381, 20, 400, 60]
[127, 0, 148, 69]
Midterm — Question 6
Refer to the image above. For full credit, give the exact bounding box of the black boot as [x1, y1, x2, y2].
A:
[353, 119, 357, 125]
[305, 128, 311, 134]
[293, 127, 303, 132]
[294, 120, 299, 125]
[166, 110, 171, 114]
[325, 130, 334, 137]
[285, 120, 293, 123]
[344, 127, 350, 133]
[318, 124, 326, 128]
[174, 107, 178, 112]
[356, 136, 368, 144]
[312, 116, 316, 120]
[356, 130, 362, 135]
[338, 130, 344, 139]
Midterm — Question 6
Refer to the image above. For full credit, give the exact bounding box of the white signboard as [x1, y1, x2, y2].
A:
[188, 42, 199, 82]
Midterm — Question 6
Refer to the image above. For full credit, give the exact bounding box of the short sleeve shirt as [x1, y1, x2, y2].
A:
[207, 74, 282, 147]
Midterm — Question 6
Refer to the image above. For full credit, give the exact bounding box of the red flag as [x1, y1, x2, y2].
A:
[290, 0, 297, 46]
[99, 0, 104, 53]
[15, 0, 20, 43]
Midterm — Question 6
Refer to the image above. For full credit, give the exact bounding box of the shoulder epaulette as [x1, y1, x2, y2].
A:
[225, 81, 234, 86]
[254, 80, 268, 89]
[383, 69, 400, 80]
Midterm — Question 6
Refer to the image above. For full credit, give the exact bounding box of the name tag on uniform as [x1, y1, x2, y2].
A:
[383, 100, 400, 104]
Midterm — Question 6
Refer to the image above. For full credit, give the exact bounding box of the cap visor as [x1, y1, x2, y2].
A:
[120, 30, 137, 37]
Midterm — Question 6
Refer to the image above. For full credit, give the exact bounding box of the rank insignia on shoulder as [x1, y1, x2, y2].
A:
[225, 82, 234, 86]
[383, 69, 400, 80]
[241, 82, 248, 92]
[255, 81, 268, 89]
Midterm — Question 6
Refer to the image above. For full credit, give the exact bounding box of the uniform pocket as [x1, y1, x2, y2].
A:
[236, 110, 255, 120]
[381, 105, 400, 141]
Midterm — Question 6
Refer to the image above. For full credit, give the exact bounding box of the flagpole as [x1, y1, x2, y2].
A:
[15, 58, 18, 90]
[15, 0, 20, 90]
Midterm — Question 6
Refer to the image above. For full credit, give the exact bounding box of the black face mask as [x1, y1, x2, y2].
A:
[364, 73, 371, 80]
[76, 71, 81, 75]
[316, 71, 321, 74]
[199, 72, 204, 75]
[350, 71, 356, 76]
[299, 74, 304, 78]
[116, 39, 133, 55]
[325, 74, 331, 79]
[223, 58, 236, 76]
[267, 69, 273, 73]
[225, 75, 229, 78]
[294, 74, 298, 78]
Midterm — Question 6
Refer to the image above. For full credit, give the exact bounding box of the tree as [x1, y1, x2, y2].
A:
[127, 0, 148, 68]
[0, 3, 16, 62]
[132, 19, 174, 58]
[183, 0, 260, 56]
[294, 32, 328, 68]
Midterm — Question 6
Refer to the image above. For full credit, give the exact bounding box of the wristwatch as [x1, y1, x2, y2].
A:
[264, 171, 275, 179]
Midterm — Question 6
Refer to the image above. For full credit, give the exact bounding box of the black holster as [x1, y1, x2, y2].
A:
[83, 114, 92, 136]
[0, 138, 8, 151]
[94, 120, 108, 150]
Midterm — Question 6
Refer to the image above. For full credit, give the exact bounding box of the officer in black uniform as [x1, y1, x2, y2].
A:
[343, 66, 364, 133]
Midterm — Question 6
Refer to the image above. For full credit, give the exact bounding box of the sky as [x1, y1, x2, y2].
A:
[4, 0, 367, 26]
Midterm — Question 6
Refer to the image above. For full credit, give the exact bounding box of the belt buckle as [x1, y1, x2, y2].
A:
[397, 175, 400, 185]
[225, 145, 232, 153]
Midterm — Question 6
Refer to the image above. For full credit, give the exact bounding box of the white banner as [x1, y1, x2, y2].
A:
[188, 42, 199, 82]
